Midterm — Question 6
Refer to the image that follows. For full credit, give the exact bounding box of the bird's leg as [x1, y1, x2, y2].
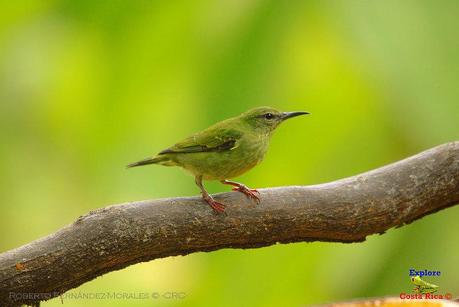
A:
[195, 176, 226, 213]
[221, 180, 260, 203]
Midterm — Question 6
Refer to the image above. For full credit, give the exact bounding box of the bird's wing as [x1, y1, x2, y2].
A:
[159, 128, 243, 155]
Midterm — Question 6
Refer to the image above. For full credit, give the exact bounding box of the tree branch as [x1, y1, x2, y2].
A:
[1, 142, 459, 306]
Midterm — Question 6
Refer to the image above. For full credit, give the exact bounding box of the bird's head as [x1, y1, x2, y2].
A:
[240, 106, 309, 133]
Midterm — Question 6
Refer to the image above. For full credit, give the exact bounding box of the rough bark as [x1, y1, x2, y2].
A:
[1, 142, 459, 306]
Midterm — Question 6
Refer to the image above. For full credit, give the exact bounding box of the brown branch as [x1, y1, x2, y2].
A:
[1, 142, 459, 306]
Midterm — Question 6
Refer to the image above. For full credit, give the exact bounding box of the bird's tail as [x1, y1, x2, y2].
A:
[127, 155, 171, 168]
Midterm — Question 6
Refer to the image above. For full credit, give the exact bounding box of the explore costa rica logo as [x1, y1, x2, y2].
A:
[411, 276, 439, 295]
[399, 268, 453, 300]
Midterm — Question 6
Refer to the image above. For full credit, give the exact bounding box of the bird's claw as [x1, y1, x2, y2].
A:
[232, 186, 260, 203]
[203, 196, 226, 213]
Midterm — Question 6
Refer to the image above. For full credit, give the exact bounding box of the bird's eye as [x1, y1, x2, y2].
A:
[264, 113, 274, 120]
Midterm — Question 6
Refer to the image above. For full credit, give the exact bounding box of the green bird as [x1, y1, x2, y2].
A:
[128, 106, 309, 213]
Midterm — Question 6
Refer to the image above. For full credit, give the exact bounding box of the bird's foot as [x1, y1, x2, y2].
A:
[232, 185, 260, 203]
[202, 194, 226, 213]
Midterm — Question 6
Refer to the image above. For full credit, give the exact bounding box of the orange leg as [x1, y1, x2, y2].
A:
[195, 176, 225, 213]
[221, 180, 260, 203]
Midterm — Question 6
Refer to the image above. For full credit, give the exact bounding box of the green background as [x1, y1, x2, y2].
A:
[1, 0, 458, 306]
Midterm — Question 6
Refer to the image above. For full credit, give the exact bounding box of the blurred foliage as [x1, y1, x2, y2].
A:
[1, 0, 459, 306]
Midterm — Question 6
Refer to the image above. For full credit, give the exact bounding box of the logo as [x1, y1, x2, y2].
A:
[399, 268, 453, 300]
[411, 275, 439, 294]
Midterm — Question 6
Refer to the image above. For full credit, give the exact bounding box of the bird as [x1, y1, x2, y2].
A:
[127, 106, 309, 213]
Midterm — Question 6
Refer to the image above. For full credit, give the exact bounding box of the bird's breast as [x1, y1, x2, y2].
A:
[211, 134, 269, 179]
[175, 133, 271, 180]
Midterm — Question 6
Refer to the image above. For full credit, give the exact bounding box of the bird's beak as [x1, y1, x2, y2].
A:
[281, 111, 309, 121]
